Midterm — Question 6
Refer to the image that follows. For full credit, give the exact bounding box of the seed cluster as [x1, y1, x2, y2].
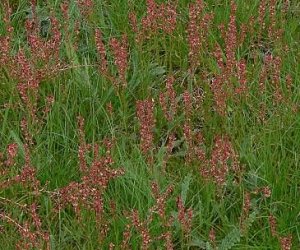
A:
[136, 99, 155, 158]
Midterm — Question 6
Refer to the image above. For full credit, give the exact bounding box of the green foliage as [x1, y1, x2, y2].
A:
[219, 228, 241, 250]
[0, 0, 299, 249]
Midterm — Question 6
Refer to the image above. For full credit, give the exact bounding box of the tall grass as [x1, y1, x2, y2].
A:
[0, 0, 299, 249]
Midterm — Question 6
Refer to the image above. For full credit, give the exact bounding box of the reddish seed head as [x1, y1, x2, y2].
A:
[106, 102, 114, 116]
[138, 0, 177, 42]
[272, 56, 283, 103]
[183, 90, 192, 120]
[268, 0, 277, 40]
[110, 35, 129, 88]
[159, 76, 177, 121]
[95, 29, 109, 75]
[55, 116, 124, 222]
[209, 228, 216, 247]
[150, 183, 173, 220]
[182, 90, 195, 162]
[136, 99, 155, 157]
[60, 1, 69, 20]
[161, 1, 178, 34]
[225, 1, 238, 75]
[240, 192, 251, 230]
[200, 135, 238, 186]
[163, 230, 173, 250]
[121, 224, 131, 250]
[77, 116, 88, 174]
[131, 210, 152, 250]
[261, 186, 271, 198]
[77, 0, 94, 18]
[187, 0, 204, 73]
[129, 11, 139, 33]
[268, 214, 277, 237]
[176, 197, 193, 234]
[280, 235, 292, 250]
[258, 0, 267, 37]
[5, 143, 18, 167]
[0, 36, 11, 65]
[235, 59, 248, 96]
[7, 143, 18, 158]
[286, 74, 292, 92]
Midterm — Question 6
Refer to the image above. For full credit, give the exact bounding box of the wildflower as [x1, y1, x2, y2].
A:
[182, 90, 194, 162]
[225, 1, 238, 76]
[133, 0, 178, 42]
[210, 75, 227, 116]
[150, 183, 173, 220]
[14, 144, 40, 193]
[258, 0, 267, 40]
[235, 59, 248, 96]
[95, 29, 109, 75]
[131, 210, 152, 250]
[269, 214, 277, 237]
[77, 116, 89, 174]
[110, 34, 129, 88]
[176, 197, 193, 234]
[163, 230, 173, 250]
[261, 186, 272, 198]
[285, 74, 292, 93]
[0, 211, 49, 250]
[136, 99, 155, 158]
[43, 95, 55, 116]
[106, 102, 114, 116]
[187, 0, 203, 73]
[121, 224, 131, 250]
[20, 118, 34, 147]
[77, 0, 94, 18]
[240, 192, 251, 230]
[160, 1, 178, 34]
[209, 228, 216, 248]
[200, 135, 238, 186]
[272, 56, 283, 103]
[5, 143, 18, 167]
[280, 235, 292, 250]
[60, 1, 69, 21]
[129, 11, 138, 33]
[268, 0, 277, 40]
[159, 75, 177, 121]
[54, 118, 124, 223]
[0, 36, 11, 65]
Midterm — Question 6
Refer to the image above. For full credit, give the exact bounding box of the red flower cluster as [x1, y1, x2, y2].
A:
[187, 0, 213, 73]
[129, 0, 178, 42]
[150, 182, 173, 220]
[0, 208, 49, 250]
[95, 28, 109, 75]
[4, 143, 18, 167]
[183, 90, 194, 162]
[177, 197, 193, 234]
[136, 99, 155, 158]
[54, 118, 124, 223]
[0, 2, 62, 120]
[159, 75, 177, 122]
[77, 0, 94, 18]
[268, 214, 293, 250]
[110, 35, 129, 88]
[131, 210, 152, 250]
[200, 135, 239, 186]
[225, 1, 238, 76]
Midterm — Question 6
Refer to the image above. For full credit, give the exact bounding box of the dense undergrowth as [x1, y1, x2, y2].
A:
[0, 0, 299, 249]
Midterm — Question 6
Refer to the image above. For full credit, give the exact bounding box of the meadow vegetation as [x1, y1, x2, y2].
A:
[0, 0, 299, 249]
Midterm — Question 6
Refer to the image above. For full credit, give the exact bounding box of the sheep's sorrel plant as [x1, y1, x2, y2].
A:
[0, 0, 299, 249]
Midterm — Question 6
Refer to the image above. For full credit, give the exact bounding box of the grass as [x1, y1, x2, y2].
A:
[0, 0, 299, 249]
